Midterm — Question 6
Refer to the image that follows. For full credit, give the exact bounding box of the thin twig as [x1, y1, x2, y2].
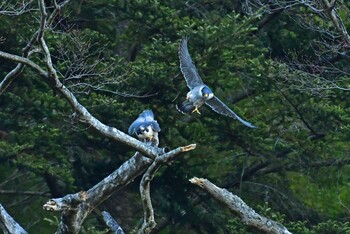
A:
[0, 0, 71, 95]
[0, 190, 50, 197]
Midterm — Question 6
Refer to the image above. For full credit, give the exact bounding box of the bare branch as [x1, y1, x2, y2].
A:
[0, 0, 71, 94]
[0, 203, 28, 234]
[271, 60, 350, 95]
[0, 49, 166, 159]
[138, 144, 196, 234]
[189, 177, 292, 234]
[58, 87, 165, 157]
[1, 3, 198, 233]
[43, 153, 151, 233]
[53, 31, 155, 98]
[1, 3, 162, 158]
[279, 91, 323, 137]
[43, 191, 88, 212]
[37, 0, 57, 80]
[102, 211, 125, 234]
[43, 145, 194, 234]
[0, 1, 34, 16]
[322, 0, 350, 44]
[0, 64, 27, 95]
[243, 1, 350, 49]
[0, 51, 47, 76]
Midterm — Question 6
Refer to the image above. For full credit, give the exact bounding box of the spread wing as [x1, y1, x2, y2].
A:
[205, 96, 256, 128]
[179, 37, 204, 89]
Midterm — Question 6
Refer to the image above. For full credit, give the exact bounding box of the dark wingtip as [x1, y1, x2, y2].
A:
[176, 104, 188, 114]
[176, 102, 195, 114]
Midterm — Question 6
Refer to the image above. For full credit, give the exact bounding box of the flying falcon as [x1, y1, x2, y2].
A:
[176, 37, 256, 128]
[128, 110, 161, 145]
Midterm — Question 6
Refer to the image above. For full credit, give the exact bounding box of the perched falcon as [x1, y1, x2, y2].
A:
[128, 110, 161, 145]
[176, 37, 256, 128]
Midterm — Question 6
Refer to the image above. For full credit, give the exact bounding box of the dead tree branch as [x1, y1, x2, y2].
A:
[0, 50, 164, 159]
[0, 203, 28, 234]
[190, 177, 292, 234]
[42, 152, 151, 233]
[43, 145, 195, 233]
[0, 2, 199, 233]
[139, 144, 196, 234]
[0, 3, 162, 159]
[102, 211, 125, 234]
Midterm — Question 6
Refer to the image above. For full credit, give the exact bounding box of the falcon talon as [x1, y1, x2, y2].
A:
[192, 108, 201, 115]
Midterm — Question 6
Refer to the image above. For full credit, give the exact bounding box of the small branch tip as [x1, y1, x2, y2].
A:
[181, 144, 196, 152]
[43, 200, 59, 211]
[189, 177, 205, 187]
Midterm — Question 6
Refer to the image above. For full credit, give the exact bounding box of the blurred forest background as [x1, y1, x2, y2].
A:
[1, 0, 350, 233]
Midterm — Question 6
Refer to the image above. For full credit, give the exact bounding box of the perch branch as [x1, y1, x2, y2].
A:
[189, 177, 291, 234]
[0, 1, 161, 159]
[43, 145, 195, 233]
[0, 43, 162, 160]
[1, 2, 197, 233]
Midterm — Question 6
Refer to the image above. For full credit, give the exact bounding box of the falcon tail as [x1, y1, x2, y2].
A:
[176, 100, 195, 114]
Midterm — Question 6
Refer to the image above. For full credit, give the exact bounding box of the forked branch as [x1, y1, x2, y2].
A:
[139, 144, 196, 234]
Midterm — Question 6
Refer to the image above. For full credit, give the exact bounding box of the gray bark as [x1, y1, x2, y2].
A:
[190, 177, 292, 234]
[102, 211, 125, 234]
[0, 203, 28, 234]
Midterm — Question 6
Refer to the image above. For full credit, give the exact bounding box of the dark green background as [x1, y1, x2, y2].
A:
[1, 1, 350, 233]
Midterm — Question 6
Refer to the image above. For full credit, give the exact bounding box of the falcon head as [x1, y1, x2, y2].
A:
[201, 86, 214, 100]
[136, 125, 154, 141]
